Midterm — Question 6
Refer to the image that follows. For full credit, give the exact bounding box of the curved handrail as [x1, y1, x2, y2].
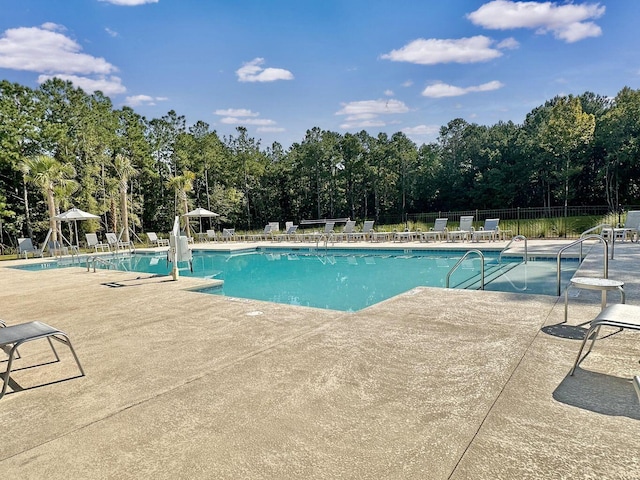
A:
[580, 223, 615, 259]
[556, 234, 608, 296]
[499, 235, 528, 264]
[580, 223, 611, 238]
[86, 255, 115, 272]
[446, 249, 485, 290]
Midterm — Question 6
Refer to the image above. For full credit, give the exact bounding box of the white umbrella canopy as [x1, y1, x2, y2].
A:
[55, 207, 100, 247]
[183, 207, 220, 233]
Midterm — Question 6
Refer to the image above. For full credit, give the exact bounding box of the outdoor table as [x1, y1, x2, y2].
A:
[564, 276, 625, 323]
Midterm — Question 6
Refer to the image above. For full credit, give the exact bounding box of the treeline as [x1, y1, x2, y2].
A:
[1, 77, 640, 242]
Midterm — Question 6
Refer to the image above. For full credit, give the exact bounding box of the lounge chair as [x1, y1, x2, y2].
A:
[570, 304, 640, 375]
[17, 238, 43, 259]
[471, 218, 500, 242]
[221, 228, 238, 242]
[359, 220, 375, 241]
[447, 216, 474, 242]
[247, 224, 272, 241]
[335, 220, 357, 242]
[602, 210, 640, 242]
[105, 232, 133, 251]
[146, 232, 169, 247]
[420, 218, 448, 243]
[346, 220, 375, 242]
[206, 229, 217, 242]
[275, 223, 298, 242]
[48, 240, 76, 256]
[0, 320, 85, 399]
[302, 221, 335, 242]
[86, 233, 110, 252]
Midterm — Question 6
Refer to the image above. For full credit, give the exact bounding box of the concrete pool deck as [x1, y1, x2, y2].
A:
[0, 239, 638, 479]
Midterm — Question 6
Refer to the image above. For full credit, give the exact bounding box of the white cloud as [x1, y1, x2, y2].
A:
[214, 108, 259, 117]
[0, 24, 116, 74]
[336, 99, 409, 130]
[214, 108, 278, 129]
[38, 74, 126, 96]
[125, 94, 168, 106]
[384, 89, 394, 96]
[422, 80, 504, 98]
[402, 125, 440, 136]
[105, 27, 119, 37]
[99, 0, 159, 5]
[339, 119, 387, 130]
[220, 117, 275, 126]
[336, 99, 409, 117]
[467, 0, 605, 43]
[381, 35, 506, 65]
[257, 126, 286, 133]
[402, 80, 414, 88]
[497, 37, 519, 49]
[236, 58, 294, 83]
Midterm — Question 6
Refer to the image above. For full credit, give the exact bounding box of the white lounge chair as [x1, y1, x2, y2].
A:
[447, 216, 474, 242]
[221, 228, 238, 241]
[105, 232, 132, 251]
[302, 222, 335, 242]
[275, 223, 298, 242]
[146, 232, 169, 247]
[336, 220, 357, 242]
[206, 229, 217, 242]
[86, 233, 110, 252]
[602, 210, 640, 242]
[247, 224, 272, 241]
[420, 218, 448, 242]
[346, 220, 375, 242]
[570, 304, 640, 375]
[17, 238, 43, 259]
[471, 218, 500, 242]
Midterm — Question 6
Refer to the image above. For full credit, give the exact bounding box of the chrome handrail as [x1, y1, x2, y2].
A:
[556, 234, 608, 296]
[87, 255, 115, 272]
[581, 223, 614, 259]
[499, 235, 527, 264]
[446, 249, 485, 290]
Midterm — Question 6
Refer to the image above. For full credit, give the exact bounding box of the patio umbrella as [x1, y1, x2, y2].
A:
[55, 207, 100, 247]
[183, 207, 220, 234]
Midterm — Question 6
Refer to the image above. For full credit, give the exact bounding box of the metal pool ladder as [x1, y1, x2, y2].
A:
[556, 234, 608, 296]
[446, 249, 485, 290]
[499, 235, 528, 264]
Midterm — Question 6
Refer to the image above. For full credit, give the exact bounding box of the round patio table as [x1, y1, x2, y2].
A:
[564, 276, 625, 323]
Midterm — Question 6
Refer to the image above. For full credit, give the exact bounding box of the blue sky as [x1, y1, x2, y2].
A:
[0, 0, 638, 148]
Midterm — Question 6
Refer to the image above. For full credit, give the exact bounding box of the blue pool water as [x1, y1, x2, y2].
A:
[12, 248, 579, 312]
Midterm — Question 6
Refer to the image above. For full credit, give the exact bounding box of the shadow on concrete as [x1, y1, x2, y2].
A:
[553, 368, 640, 419]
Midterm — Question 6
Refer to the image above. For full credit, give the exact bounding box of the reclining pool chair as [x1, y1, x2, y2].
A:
[146, 232, 169, 247]
[420, 218, 448, 242]
[447, 216, 474, 242]
[86, 233, 110, 252]
[602, 210, 640, 242]
[471, 218, 500, 242]
[17, 237, 44, 259]
[0, 321, 84, 399]
[570, 304, 640, 376]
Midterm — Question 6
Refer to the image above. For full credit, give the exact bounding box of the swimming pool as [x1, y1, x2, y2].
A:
[12, 248, 579, 312]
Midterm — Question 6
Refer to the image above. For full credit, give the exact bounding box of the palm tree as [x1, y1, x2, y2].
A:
[166, 170, 195, 236]
[20, 155, 76, 243]
[114, 153, 138, 243]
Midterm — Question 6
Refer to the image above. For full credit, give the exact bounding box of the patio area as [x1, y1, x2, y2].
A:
[0, 239, 638, 479]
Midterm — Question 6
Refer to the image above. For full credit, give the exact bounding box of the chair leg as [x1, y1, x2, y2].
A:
[570, 324, 602, 375]
[0, 333, 85, 400]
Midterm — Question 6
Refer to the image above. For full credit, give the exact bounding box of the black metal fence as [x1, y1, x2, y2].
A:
[377, 205, 640, 239]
